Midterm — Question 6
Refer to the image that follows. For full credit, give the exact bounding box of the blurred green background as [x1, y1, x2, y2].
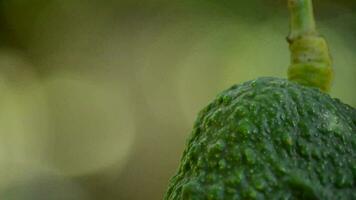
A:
[0, 0, 355, 199]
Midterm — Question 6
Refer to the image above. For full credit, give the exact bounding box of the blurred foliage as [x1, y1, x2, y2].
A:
[0, 0, 355, 199]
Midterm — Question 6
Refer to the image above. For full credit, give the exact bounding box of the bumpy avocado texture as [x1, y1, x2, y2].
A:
[165, 77, 356, 200]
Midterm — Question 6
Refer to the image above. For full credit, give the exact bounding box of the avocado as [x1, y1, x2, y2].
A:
[165, 77, 356, 200]
[165, 0, 355, 198]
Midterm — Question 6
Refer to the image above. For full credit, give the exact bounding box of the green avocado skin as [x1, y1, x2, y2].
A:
[165, 77, 356, 200]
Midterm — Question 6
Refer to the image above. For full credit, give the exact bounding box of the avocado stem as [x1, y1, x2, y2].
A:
[287, 0, 334, 92]
[287, 0, 317, 41]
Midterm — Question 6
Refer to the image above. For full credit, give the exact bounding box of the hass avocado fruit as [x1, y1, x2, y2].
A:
[165, 0, 356, 199]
